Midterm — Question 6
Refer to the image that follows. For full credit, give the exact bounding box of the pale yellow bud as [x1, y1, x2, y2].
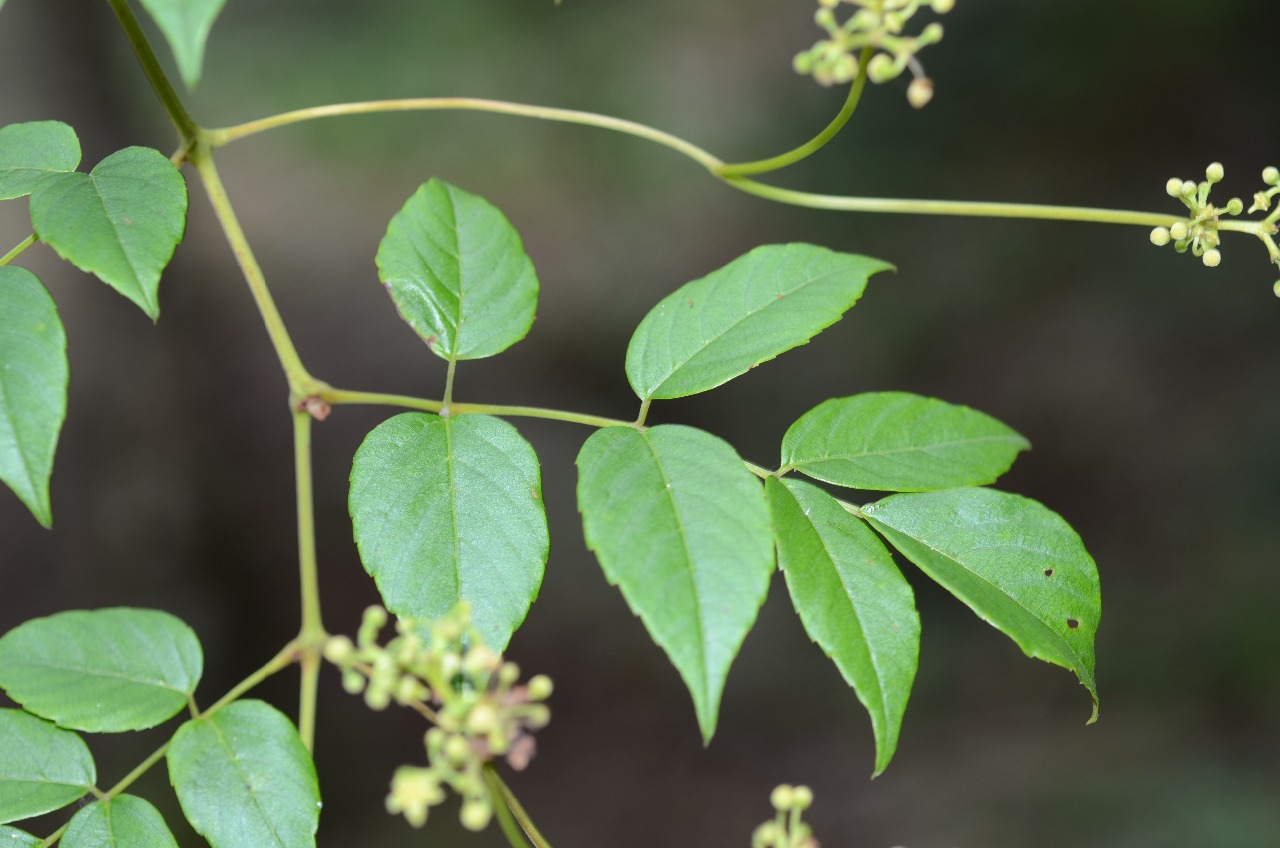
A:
[1150, 227, 1171, 247]
[907, 77, 934, 109]
[1202, 249, 1222, 267]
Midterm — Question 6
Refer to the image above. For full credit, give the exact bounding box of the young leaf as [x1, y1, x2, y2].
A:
[167, 700, 320, 848]
[136, 0, 228, 90]
[766, 477, 919, 776]
[862, 488, 1101, 719]
[781, 392, 1029, 492]
[625, 244, 891, 401]
[0, 827, 39, 847]
[0, 709, 96, 824]
[376, 179, 539, 362]
[0, 121, 81, 200]
[0, 608, 203, 733]
[30, 147, 188, 320]
[576, 425, 773, 742]
[63, 795, 179, 848]
[350, 412, 548, 651]
[0, 266, 67, 528]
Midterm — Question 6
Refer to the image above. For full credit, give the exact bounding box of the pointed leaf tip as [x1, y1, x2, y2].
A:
[137, 0, 229, 90]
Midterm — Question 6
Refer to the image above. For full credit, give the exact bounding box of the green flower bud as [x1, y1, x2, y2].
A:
[444, 734, 472, 766]
[1150, 227, 1171, 247]
[866, 54, 897, 83]
[1224, 197, 1244, 216]
[921, 22, 944, 43]
[1165, 178, 1185, 198]
[753, 821, 784, 848]
[1273, 279, 1280, 298]
[792, 785, 814, 810]
[1202, 248, 1222, 267]
[341, 669, 366, 695]
[770, 784, 795, 811]
[1181, 180, 1198, 198]
[932, 0, 955, 12]
[1169, 221, 1189, 240]
[498, 661, 521, 687]
[460, 798, 492, 832]
[365, 681, 392, 711]
[1263, 166, 1280, 186]
[1205, 162, 1225, 183]
[466, 703, 498, 734]
[527, 674, 554, 701]
[523, 704, 552, 729]
[323, 635, 355, 664]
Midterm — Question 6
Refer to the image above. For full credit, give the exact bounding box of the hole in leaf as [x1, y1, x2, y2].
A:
[1043, 568, 1054, 577]
[1066, 617, 1080, 630]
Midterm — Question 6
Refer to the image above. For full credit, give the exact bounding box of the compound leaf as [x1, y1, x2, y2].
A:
[350, 412, 547, 651]
[576, 425, 773, 742]
[766, 476, 919, 776]
[782, 392, 1029, 492]
[63, 795, 178, 848]
[136, 0, 228, 90]
[862, 488, 1100, 719]
[0, 709, 96, 825]
[625, 244, 891, 401]
[0, 266, 67, 528]
[0, 608, 202, 733]
[0, 121, 80, 200]
[30, 147, 187, 320]
[0, 827, 39, 847]
[167, 701, 319, 848]
[376, 179, 538, 362]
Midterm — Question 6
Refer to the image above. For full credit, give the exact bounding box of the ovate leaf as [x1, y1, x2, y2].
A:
[376, 179, 538, 361]
[766, 477, 919, 776]
[0, 709, 95, 824]
[625, 244, 891, 401]
[30, 147, 188, 320]
[0, 826, 39, 847]
[168, 700, 319, 848]
[0, 608, 202, 732]
[782, 392, 1029, 492]
[0, 121, 80, 199]
[350, 412, 547, 650]
[576, 425, 773, 742]
[0, 266, 67, 528]
[862, 488, 1100, 719]
[136, 0, 228, 90]
[63, 795, 178, 848]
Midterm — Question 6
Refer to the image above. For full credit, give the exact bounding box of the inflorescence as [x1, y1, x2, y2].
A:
[753, 784, 820, 848]
[323, 604, 553, 832]
[794, 0, 955, 107]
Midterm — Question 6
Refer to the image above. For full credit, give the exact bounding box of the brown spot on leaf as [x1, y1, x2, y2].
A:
[1044, 568, 1054, 577]
[1066, 617, 1080, 630]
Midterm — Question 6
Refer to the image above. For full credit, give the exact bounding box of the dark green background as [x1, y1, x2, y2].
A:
[2, 1, 1278, 845]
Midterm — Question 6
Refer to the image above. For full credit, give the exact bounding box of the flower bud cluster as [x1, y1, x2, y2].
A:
[793, 0, 953, 108]
[1148, 163, 1249, 268]
[324, 604, 553, 832]
[752, 784, 819, 848]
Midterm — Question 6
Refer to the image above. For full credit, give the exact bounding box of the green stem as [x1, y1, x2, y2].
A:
[188, 144, 322, 396]
[321, 387, 634, 429]
[486, 768, 555, 848]
[206, 98, 724, 172]
[485, 767, 533, 848]
[294, 411, 326, 752]
[717, 47, 873, 178]
[442, 357, 459, 415]
[105, 0, 200, 143]
[0, 234, 37, 266]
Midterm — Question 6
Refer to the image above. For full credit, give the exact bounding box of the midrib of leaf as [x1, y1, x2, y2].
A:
[0, 370, 38, 498]
[3, 658, 185, 692]
[801, 433, 1024, 463]
[207, 720, 286, 848]
[88, 175, 151, 312]
[445, 419, 463, 599]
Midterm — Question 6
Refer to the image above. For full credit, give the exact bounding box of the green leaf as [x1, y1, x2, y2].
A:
[0, 608, 202, 733]
[576, 425, 773, 742]
[0, 708, 96, 824]
[862, 488, 1100, 719]
[0, 826, 40, 847]
[0, 266, 67, 528]
[375, 179, 539, 362]
[766, 477, 919, 776]
[350, 412, 548, 651]
[167, 700, 320, 848]
[625, 244, 891, 401]
[63, 795, 178, 848]
[136, 0, 228, 90]
[0, 121, 80, 200]
[30, 147, 188, 320]
[781, 392, 1029, 492]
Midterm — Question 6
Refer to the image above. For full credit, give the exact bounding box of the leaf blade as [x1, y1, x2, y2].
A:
[350, 412, 548, 650]
[625, 244, 891, 400]
[0, 709, 96, 825]
[63, 795, 179, 848]
[0, 826, 40, 847]
[136, 0, 228, 89]
[30, 147, 188, 320]
[862, 488, 1100, 718]
[767, 477, 919, 776]
[0, 608, 203, 733]
[576, 425, 774, 742]
[0, 266, 67, 528]
[782, 392, 1029, 492]
[0, 121, 80, 200]
[167, 701, 320, 848]
[375, 179, 539, 361]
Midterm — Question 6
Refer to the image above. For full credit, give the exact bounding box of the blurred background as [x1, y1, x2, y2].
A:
[2, 1, 1278, 846]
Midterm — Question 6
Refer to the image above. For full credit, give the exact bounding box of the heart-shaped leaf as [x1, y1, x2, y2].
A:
[376, 179, 539, 362]
[0, 121, 80, 199]
[136, 0, 228, 90]
[767, 476, 919, 776]
[862, 488, 1100, 719]
[350, 412, 548, 651]
[168, 700, 319, 848]
[63, 795, 179, 848]
[30, 147, 187, 320]
[782, 392, 1029, 492]
[625, 244, 891, 401]
[0, 608, 203, 732]
[0, 709, 96, 825]
[0, 266, 67, 528]
[576, 425, 773, 742]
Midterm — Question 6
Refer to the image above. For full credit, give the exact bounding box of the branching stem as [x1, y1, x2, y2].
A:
[322, 387, 635, 429]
